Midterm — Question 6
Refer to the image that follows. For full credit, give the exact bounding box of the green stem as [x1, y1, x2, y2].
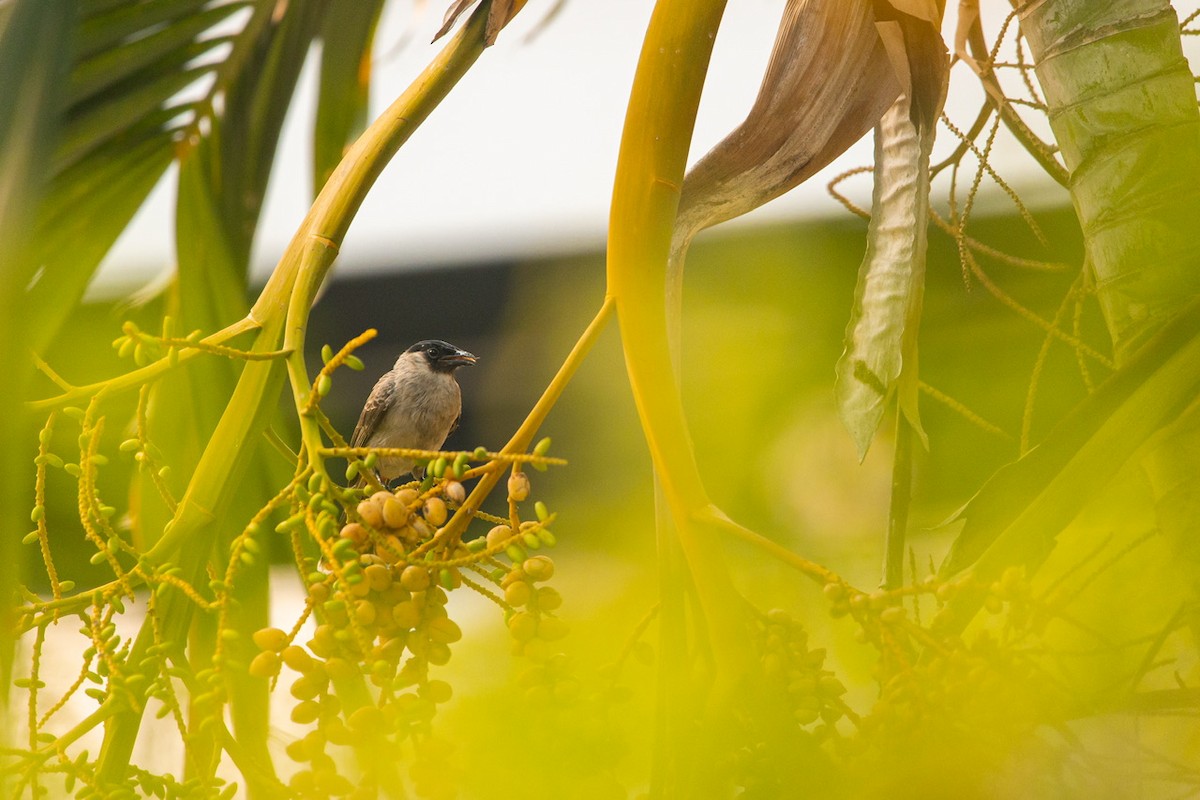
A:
[432, 297, 615, 551]
[97, 554, 216, 785]
[28, 317, 259, 411]
[217, 720, 289, 796]
[883, 415, 913, 590]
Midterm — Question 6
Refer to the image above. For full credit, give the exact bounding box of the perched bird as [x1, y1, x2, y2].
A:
[350, 339, 477, 483]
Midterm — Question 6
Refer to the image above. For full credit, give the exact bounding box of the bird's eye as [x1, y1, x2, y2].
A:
[427, 347, 439, 359]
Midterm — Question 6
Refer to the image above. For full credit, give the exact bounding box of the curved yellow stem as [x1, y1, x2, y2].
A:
[606, 0, 752, 691]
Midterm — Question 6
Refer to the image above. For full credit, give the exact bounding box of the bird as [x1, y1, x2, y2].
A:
[350, 339, 477, 484]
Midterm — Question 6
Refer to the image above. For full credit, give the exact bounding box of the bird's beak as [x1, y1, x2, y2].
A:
[444, 349, 477, 367]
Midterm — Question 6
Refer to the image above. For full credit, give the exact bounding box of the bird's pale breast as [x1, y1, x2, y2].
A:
[368, 369, 461, 480]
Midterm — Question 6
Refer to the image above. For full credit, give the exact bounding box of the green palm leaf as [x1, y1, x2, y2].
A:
[25, 0, 277, 356]
[937, 300, 1200, 634]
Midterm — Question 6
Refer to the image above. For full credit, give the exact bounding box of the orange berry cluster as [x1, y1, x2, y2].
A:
[250, 465, 566, 797]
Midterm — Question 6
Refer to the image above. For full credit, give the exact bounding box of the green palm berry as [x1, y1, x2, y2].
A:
[508, 612, 538, 642]
[290, 700, 321, 725]
[534, 586, 563, 611]
[505, 581, 532, 607]
[252, 628, 289, 652]
[427, 617, 462, 644]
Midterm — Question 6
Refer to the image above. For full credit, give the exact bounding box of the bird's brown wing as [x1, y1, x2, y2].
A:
[350, 378, 395, 448]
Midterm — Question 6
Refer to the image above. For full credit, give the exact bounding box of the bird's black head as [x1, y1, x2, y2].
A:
[406, 339, 477, 373]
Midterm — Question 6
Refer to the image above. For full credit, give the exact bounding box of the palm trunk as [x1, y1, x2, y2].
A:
[1019, 0, 1200, 360]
